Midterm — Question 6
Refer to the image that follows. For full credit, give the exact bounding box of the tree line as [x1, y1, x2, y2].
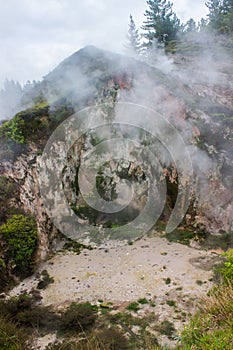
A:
[126, 0, 233, 55]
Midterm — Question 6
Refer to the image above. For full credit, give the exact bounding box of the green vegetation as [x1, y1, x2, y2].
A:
[37, 270, 54, 289]
[164, 228, 195, 245]
[164, 277, 171, 284]
[62, 238, 93, 254]
[196, 280, 203, 286]
[217, 249, 233, 283]
[166, 300, 176, 307]
[0, 316, 31, 350]
[0, 214, 38, 277]
[126, 302, 140, 312]
[155, 320, 175, 338]
[0, 116, 26, 144]
[179, 249, 233, 349]
[142, 0, 181, 45]
[0, 101, 74, 160]
[138, 298, 148, 305]
[61, 302, 98, 333]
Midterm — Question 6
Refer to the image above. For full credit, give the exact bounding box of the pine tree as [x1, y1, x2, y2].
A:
[142, 0, 180, 45]
[206, 0, 233, 32]
[205, 0, 222, 25]
[184, 18, 197, 33]
[126, 14, 142, 55]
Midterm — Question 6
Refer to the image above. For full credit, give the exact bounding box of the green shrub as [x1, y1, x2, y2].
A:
[180, 250, 233, 349]
[155, 320, 175, 338]
[164, 277, 171, 284]
[166, 300, 176, 307]
[0, 116, 26, 144]
[218, 249, 233, 283]
[138, 298, 148, 305]
[0, 316, 31, 350]
[0, 214, 38, 276]
[61, 302, 97, 333]
[37, 270, 54, 289]
[62, 238, 93, 254]
[126, 302, 140, 312]
[0, 293, 60, 332]
[96, 327, 130, 350]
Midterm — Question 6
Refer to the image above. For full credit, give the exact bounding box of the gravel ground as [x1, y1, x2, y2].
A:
[11, 235, 219, 307]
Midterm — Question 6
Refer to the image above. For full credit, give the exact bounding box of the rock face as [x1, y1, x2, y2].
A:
[0, 45, 233, 259]
[0, 153, 58, 261]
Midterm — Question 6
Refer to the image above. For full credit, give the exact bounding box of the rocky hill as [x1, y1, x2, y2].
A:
[0, 43, 232, 349]
[0, 44, 232, 278]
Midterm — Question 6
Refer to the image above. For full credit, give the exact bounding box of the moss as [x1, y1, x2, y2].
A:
[164, 228, 194, 245]
[0, 101, 74, 160]
[62, 238, 93, 254]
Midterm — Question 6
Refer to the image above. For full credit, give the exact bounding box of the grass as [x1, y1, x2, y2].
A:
[180, 283, 233, 349]
[164, 228, 195, 245]
[126, 302, 140, 312]
[0, 316, 31, 350]
[137, 298, 148, 305]
[179, 249, 233, 350]
[166, 300, 176, 307]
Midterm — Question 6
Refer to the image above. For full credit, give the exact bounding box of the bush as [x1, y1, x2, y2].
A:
[0, 316, 31, 350]
[37, 270, 54, 289]
[61, 302, 97, 333]
[0, 293, 60, 332]
[0, 116, 26, 144]
[181, 284, 233, 349]
[0, 214, 38, 276]
[180, 249, 233, 349]
[218, 249, 233, 283]
[155, 320, 175, 338]
[126, 302, 140, 312]
[96, 328, 130, 350]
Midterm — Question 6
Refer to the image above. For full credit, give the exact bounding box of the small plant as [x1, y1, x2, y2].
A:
[0, 116, 26, 144]
[0, 214, 38, 276]
[62, 238, 93, 254]
[96, 327, 130, 350]
[138, 298, 148, 305]
[218, 249, 233, 283]
[126, 302, 140, 312]
[37, 270, 54, 289]
[0, 316, 31, 350]
[164, 277, 171, 284]
[166, 300, 176, 307]
[149, 301, 156, 307]
[60, 302, 97, 333]
[196, 279, 203, 286]
[156, 320, 175, 338]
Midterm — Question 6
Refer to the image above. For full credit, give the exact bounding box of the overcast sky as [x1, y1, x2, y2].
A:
[0, 0, 208, 89]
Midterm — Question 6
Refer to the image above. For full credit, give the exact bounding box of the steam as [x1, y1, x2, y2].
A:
[1, 28, 233, 237]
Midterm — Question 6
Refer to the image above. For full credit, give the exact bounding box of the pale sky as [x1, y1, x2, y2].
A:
[0, 0, 208, 89]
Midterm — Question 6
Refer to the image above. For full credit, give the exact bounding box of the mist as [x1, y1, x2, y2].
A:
[0, 0, 207, 90]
